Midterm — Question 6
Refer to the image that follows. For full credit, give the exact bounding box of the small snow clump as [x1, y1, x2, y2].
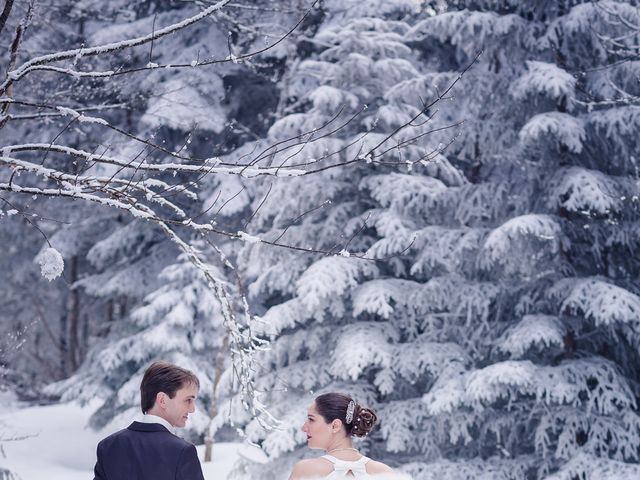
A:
[37, 247, 64, 281]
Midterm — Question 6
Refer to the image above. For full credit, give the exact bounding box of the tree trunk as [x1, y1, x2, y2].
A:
[80, 311, 89, 363]
[0, 0, 15, 36]
[66, 255, 80, 372]
[204, 333, 230, 462]
[59, 298, 68, 377]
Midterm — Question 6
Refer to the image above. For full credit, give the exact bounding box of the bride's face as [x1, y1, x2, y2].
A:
[301, 402, 334, 450]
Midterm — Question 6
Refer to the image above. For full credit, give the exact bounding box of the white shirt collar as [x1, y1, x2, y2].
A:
[139, 413, 174, 433]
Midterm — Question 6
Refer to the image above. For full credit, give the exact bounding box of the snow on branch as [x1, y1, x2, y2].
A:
[498, 314, 565, 358]
[0, 0, 472, 434]
[511, 61, 577, 104]
[2, 143, 306, 177]
[0, 0, 233, 94]
[545, 452, 640, 480]
[561, 278, 640, 328]
[482, 214, 563, 265]
[0, 0, 321, 94]
[459, 357, 634, 414]
[519, 112, 585, 153]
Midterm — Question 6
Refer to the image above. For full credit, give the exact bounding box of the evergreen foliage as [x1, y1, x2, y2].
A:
[2, 1, 640, 478]
[49, 247, 227, 436]
[214, 1, 640, 479]
[1, 0, 302, 432]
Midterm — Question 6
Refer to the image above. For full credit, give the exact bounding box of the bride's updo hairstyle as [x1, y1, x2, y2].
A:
[315, 392, 378, 438]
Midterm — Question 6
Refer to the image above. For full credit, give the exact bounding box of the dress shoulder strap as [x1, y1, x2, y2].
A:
[322, 454, 339, 464]
[321, 455, 370, 464]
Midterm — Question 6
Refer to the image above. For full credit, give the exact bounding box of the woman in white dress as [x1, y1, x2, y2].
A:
[289, 392, 395, 479]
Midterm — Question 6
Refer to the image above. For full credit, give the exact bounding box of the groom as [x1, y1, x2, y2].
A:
[93, 361, 205, 480]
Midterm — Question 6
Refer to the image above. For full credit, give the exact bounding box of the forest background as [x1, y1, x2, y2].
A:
[1, 1, 640, 479]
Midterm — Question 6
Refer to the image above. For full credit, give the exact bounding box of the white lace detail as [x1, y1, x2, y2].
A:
[322, 455, 371, 479]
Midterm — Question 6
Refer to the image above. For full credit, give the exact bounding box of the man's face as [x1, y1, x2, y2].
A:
[158, 382, 198, 428]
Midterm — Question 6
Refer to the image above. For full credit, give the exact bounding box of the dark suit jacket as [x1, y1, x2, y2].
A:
[93, 421, 205, 480]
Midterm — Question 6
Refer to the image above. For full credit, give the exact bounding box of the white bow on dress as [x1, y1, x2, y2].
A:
[322, 455, 370, 478]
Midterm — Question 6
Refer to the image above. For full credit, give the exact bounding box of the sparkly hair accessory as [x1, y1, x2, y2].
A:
[345, 400, 356, 424]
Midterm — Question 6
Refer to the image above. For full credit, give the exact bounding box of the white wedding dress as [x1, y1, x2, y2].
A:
[322, 454, 372, 479]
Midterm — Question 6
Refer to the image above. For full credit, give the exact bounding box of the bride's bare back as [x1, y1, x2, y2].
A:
[289, 455, 394, 479]
[289, 394, 397, 480]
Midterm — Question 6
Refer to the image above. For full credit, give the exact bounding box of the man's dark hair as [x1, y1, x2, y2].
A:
[140, 361, 200, 413]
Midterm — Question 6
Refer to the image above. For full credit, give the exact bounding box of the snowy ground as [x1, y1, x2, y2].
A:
[0, 393, 251, 480]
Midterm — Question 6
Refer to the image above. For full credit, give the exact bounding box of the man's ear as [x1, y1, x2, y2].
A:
[156, 392, 167, 409]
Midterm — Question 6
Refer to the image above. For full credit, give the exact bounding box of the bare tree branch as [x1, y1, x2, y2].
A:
[0, 0, 14, 36]
[0, 0, 233, 95]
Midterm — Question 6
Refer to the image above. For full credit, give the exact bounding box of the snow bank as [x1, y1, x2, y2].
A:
[0, 401, 244, 480]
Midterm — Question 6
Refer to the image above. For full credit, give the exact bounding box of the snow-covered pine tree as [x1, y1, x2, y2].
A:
[33, 0, 310, 438]
[211, 0, 476, 478]
[0, 201, 68, 391]
[1, 0, 193, 388]
[48, 245, 227, 438]
[0, 0, 132, 388]
[216, 1, 640, 479]
[0, 466, 18, 480]
[401, 1, 640, 478]
[28, 0, 216, 420]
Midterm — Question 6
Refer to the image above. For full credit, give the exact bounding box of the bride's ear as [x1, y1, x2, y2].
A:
[331, 419, 343, 433]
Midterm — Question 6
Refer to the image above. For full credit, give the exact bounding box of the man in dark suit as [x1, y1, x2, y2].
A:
[93, 361, 205, 480]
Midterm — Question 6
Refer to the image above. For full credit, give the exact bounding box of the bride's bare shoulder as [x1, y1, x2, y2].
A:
[366, 459, 394, 475]
[289, 458, 333, 480]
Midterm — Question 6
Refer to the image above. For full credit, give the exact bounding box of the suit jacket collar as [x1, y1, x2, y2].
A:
[128, 421, 171, 433]
[139, 413, 174, 432]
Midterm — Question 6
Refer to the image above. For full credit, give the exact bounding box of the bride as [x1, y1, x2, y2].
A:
[288, 392, 396, 479]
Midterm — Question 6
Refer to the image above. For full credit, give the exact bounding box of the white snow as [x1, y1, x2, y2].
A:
[519, 112, 585, 153]
[0, 400, 247, 480]
[140, 79, 226, 133]
[2, 0, 233, 89]
[57, 106, 110, 125]
[483, 214, 561, 263]
[562, 278, 640, 327]
[498, 314, 564, 357]
[308, 85, 359, 113]
[511, 61, 576, 102]
[549, 166, 623, 215]
[237, 231, 261, 243]
[36, 247, 65, 281]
